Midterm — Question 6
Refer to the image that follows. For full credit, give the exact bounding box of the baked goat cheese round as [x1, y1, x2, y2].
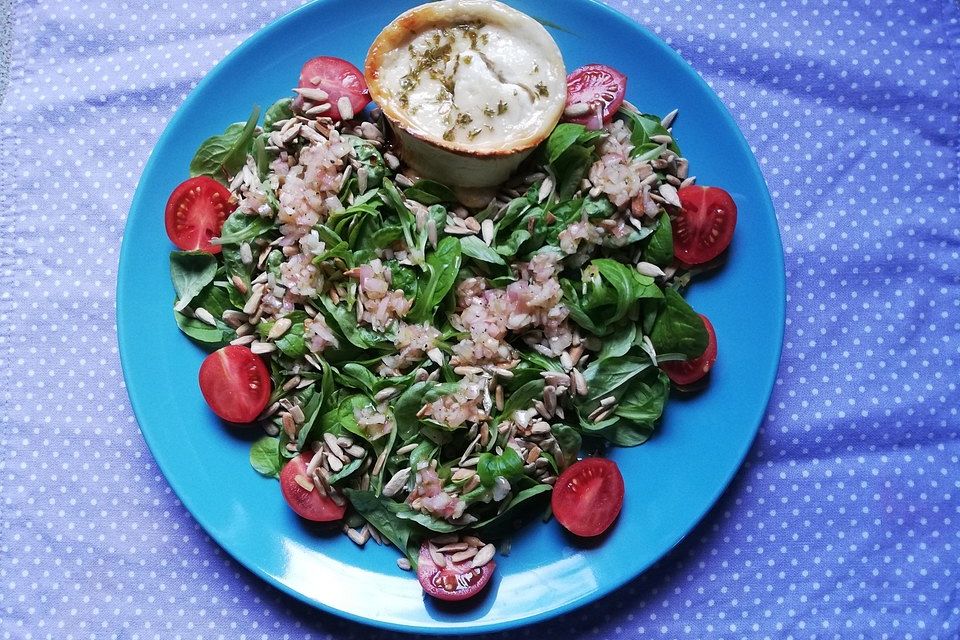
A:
[365, 0, 567, 188]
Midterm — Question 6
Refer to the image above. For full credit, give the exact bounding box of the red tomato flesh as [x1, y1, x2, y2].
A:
[294, 56, 370, 121]
[673, 186, 738, 265]
[662, 314, 718, 386]
[417, 542, 495, 601]
[551, 458, 624, 537]
[279, 451, 347, 522]
[164, 176, 235, 254]
[198, 345, 271, 424]
[563, 64, 627, 130]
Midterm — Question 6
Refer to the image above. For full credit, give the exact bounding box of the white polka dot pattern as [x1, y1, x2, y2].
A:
[1, 0, 958, 638]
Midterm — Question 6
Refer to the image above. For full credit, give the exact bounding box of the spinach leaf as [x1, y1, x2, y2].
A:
[339, 363, 378, 394]
[408, 236, 462, 322]
[649, 288, 707, 358]
[347, 136, 386, 191]
[598, 323, 637, 361]
[546, 123, 590, 163]
[393, 381, 460, 441]
[189, 106, 260, 181]
[169, 251, 217, 311]
[370, 225, 404, 249]
[460, 235, 506, 266]
[474, 484, 552, 532]
[643, 212, 673, 266]
[497, 379, 545, 423]
[345, 489, 418, 558]
[550, 424, 582, 468]
[327, 458, 363, 485]
[249, 436, 282, 478]
[404, 179, 456, 205]
[477, 447, 524, 487]
[494, 228, 530, 258]
[389, 503, 461, 533]
[263, 98, 293, 130]
[216, 211, 274, 245]
[174, 310, 233, 347]
[615, 369, 670, 425]
[582, 355, 652, 404]
[318, 296, 388, 350]
[276, 322, 307, 358]
[592, 258, 662, 322]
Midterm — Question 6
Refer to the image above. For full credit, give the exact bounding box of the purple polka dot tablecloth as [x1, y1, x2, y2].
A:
[1, 0, 958, 638]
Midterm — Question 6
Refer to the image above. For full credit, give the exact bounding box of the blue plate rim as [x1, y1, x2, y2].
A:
[116, 0, 786, 634]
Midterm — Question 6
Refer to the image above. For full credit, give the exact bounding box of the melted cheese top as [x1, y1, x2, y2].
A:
[367, 1, 566, 152]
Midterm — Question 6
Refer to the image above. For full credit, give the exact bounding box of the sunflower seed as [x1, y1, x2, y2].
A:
[328, 490, 346, 507]
[193, 307, 217, 327]
[563, 102, 590, 118]
[543, 386, 557, 415]
[681, 175, 697, 188]
[658, 183, 682, 208]
[290, 404, 306, 427]
[322, 432, 343, 458]
[221, 309, 248, 327]
[395, 173, 414, 187]
[571, 368, 588, 396]
[427, 347, 444, 365]
[530, 421, 551, 435]
[428, 543, 447, 568]
[372, 450, 388, 475]
[346, 527, 370, 546]
[660, 108, 679, 129]
[230, 334, 256, 346]
[305, 448, 326, 477]
[461, 457, 480, 468]
[281, 412, 296, 438]
[359, 121, 383, 141]
[382, 468, 411, 497]
[374, 387, 399, 402]
[537, 177, 554, 204]
[650, 134, 673, 145]
[242, 288, 263, 315]
[258, 401, 280, 421]
[250, 341, 277, 355]
[383, 152, 400, 171]
[525, 445, 543, 464]
[267, 317, 292, 340]
[600, 395, 618, 407]
[534, 400, 551, 419]
[344, 445, 366, 458]
[451, 468, 475, 482]
[357, 166, 368, 193]
[589, 405, 614, 422]
[495, 385, 504, 411]
[471, 544, 496, 568]
[636, 261, 666, 277]
[337, 96, 355, 120]
[481, 218, 495, 246]
[396, 557, 412, 571]
[326, 453, 344, 472]
[454, 365, 483, 376]
[450, 547, 478, 563]
[294, 86, 329, 102]
[293, 474, 314, 492]
[304, 102, 332, 117]
[395, 442, 419, 456]
[281, 376, 301, 392]
[560, 351, 573, 371]
[438, 542, 469, 553]
[427, 218, 438, 249]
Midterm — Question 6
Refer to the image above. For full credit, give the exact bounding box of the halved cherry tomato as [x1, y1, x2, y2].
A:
[198, 345, 271, 423]
[662, 314, 718, 387]
[563, 64, 627, 130]
[294, 56, 370, 121]
[164, 176, 235, 254]
[551, 457, 624, 537]
[279, 451, 347, 522]
[673, 186, 738, 265]
[416, 541, 495, 601]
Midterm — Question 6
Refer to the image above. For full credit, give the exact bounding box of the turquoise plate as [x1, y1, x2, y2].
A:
[117, 0, 784, 633]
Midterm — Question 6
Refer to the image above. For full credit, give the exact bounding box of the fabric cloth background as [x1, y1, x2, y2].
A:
[1, 0, 958, 638]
